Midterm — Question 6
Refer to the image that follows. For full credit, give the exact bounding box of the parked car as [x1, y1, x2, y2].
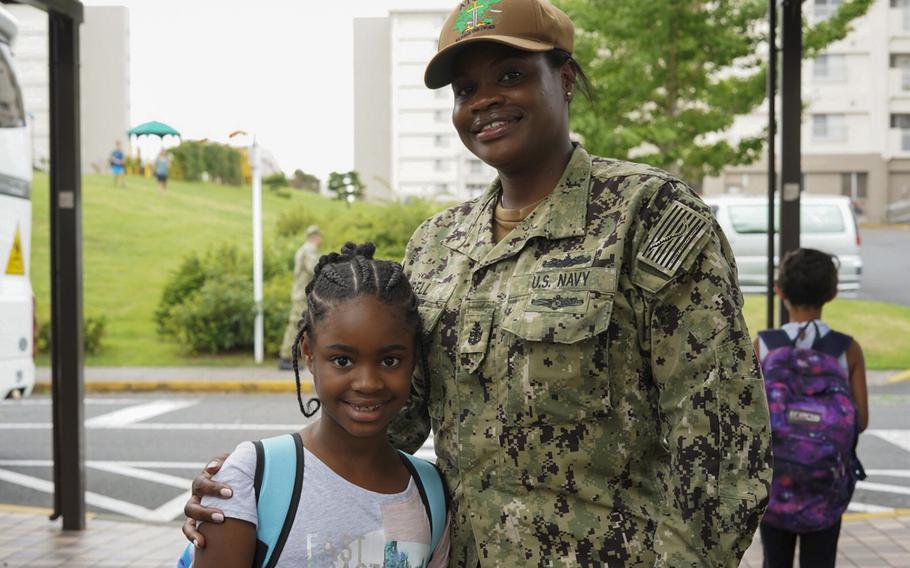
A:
[0, 6, 35, 399]
[704, 194, 862, 294]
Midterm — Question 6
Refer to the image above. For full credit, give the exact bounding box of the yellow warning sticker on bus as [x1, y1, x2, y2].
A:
[5, 225, 25, 275]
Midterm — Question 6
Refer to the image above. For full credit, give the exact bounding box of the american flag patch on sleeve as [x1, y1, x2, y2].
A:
[637, 200, 711, 277]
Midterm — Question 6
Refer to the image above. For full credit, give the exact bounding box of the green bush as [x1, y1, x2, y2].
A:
[276, 207, 322, 239]
[274, 198, 440, 260]
[37, 315, 108, 355]
[156, 243, 291, 355]
[170, 140, 243, 185]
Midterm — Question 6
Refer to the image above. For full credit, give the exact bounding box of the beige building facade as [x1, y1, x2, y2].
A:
[705, 0, 910, 223]
[354, 0, 496, 202]
[5, 4, 130, 175]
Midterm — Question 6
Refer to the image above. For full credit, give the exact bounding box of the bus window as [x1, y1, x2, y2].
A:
[0, 45, 24, 128]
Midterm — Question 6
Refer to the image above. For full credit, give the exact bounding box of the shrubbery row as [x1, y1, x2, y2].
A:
[155, 197, 442, 355]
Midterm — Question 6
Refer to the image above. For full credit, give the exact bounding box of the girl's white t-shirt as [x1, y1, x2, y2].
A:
[757, 319, 849, 373]
[201, 441, 450, 568]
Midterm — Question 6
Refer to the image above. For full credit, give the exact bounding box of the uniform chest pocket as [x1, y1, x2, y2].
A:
[458, 301, 495, 374]
[501, 288, 615, 424]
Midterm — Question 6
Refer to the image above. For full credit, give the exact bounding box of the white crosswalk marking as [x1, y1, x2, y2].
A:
[866, 429, 910, 453]
[84, 399, 199, 427]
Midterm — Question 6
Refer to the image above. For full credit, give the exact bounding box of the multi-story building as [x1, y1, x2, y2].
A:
[354, 0, 495, 202]
[705, 0, 910, 223]
[5, 3, 130, 175]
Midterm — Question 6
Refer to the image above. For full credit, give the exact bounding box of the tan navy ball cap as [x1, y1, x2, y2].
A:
[424, 0, 574, 89]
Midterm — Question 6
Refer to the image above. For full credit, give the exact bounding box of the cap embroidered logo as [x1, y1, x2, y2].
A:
[454, 0, 503, 35]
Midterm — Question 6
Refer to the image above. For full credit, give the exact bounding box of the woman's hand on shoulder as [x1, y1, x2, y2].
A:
[181, 453, 233, 548]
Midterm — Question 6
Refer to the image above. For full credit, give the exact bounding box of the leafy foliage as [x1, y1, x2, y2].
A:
[263, 172, 288, 190]
[155, 244, 289, 354]
[291, 169, 320, 192]
[275, 198, 441, 261]
[327, 171, 365, 206]
[169, 140, 244, 185]
[556, 0, 873, 182]
[37, 315, 108, 355]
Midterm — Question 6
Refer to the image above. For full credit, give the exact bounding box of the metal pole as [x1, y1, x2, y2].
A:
[251, 138, 264, 363]
[48, 9, 85, 530]
[779, 0, 802, 325]
[767, 0, 777, 329]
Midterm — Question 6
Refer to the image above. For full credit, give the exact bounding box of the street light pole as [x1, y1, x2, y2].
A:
[231, 129, 264, 363]
[251, 137, 264, 363]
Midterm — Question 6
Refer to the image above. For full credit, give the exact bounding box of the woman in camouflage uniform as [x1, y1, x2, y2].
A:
[184, 1, 772, 566]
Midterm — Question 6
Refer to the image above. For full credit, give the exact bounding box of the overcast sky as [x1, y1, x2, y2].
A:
[81, 0, 439, 179]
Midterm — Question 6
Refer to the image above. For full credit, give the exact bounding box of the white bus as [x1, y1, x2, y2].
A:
[0, 6, 35, 399]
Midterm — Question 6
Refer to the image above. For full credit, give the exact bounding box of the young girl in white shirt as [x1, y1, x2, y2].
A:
[192, 242, 450, 568]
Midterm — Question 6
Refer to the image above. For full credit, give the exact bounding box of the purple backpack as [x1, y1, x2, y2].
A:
[758, 323, 865, 533]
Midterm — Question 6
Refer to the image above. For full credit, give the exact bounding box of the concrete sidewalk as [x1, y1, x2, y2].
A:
[33, 366, 906, 394]
[0, 506, 908, 567]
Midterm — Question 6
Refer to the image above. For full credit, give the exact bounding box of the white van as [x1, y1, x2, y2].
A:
[704, 194, 862, 295]
[0, 6, 35, 399]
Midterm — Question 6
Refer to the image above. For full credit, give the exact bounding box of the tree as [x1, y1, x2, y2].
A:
[291, 169, 320, 192]
[327, 170, 364, 206]
[556, 0, 874, 183]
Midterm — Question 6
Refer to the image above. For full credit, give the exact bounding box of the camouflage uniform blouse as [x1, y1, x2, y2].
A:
[390, 146, 772, 567]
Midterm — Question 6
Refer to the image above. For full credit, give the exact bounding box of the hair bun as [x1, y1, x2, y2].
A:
[340, 241, 376, 261]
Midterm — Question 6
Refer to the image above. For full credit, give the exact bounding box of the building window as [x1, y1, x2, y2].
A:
[891, 54, 910, 89]
[840, 172, 868, 199]
[814, 0, 841, 21]
[434, 159, 450, 172]
[434, 135, 449, 148]
[434, 183, 448, 195]
[892, 113, 910, 150]
[894, 0, 910, 30]
[469, 159, 484, 173]
[434, 110, 447, 123]
[813, 54, 846, 81]
[812, 114, 846, 141]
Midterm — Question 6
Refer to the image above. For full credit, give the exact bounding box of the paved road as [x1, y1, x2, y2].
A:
[0, 393, 435, 522]
[1, 386, 908, 522]
[858, 227, 910, 305]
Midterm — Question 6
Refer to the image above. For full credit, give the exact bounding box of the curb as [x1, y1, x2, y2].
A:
[33, 380, 312, 394]
[886, 369, 910, 384]
[841, 508, 910, 522]
[0, 503, 97, 519]
[859, 223, 910, 230]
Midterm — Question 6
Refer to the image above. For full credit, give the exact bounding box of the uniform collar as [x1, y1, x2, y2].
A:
[443, 145, 592, 265]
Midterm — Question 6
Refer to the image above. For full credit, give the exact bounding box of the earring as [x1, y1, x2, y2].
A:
[566, 91, 573, 98]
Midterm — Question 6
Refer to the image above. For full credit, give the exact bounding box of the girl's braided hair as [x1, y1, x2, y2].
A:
[291, 242, 426, 417]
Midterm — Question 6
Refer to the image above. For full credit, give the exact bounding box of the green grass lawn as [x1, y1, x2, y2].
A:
[742, 295, 910, 370]
[30, 172, 358, 366]
[30, 173, 910, 369]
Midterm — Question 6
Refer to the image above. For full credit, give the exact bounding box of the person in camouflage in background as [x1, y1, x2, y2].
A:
[183, 0, 771, 566]
[278, 225, 322, 369]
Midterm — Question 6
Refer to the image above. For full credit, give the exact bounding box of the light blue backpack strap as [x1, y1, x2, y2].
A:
[175, 543, 193, 568]
[400, 452, 449, 560]
[254, 432, 304, 568]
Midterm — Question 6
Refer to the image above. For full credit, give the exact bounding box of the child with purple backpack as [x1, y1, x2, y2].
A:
[755, 248, 869, 568]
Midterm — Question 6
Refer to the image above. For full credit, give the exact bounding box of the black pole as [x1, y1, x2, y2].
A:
[779, 0, 802, 325]
[767, 0, 777, 329]
[48, 9, 85, 531]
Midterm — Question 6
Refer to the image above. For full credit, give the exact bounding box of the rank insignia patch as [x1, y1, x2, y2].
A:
[637, 200, 710, 277]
